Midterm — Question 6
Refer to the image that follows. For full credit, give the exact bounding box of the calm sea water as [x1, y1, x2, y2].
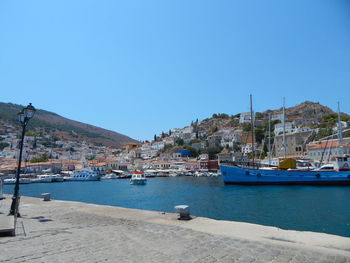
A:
[3, 177, 350, 237]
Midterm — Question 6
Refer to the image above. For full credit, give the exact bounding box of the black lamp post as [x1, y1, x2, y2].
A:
[9, 103, 36, 216]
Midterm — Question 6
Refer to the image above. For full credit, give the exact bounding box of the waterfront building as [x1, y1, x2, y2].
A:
[185, 161, 200, 171]
[152, 161, 171, 169]
[162, 137, 175, 145]
[106, 160, 119, 172]
[271, 113, 285, 122]
[218, 153, 233, 163]
[152, 141, 165, 150]
[199, 160, 219, 172]
[307, 138, 350, 161]
[239, 112, 254, 124]
[141, 149, 158, 159]
[199, 153, 209, 160]
[191, 142, 206, 150]
[208, 135, 222, 148]
[26, 161, 63, 174]
[241, 143, 257, 154]
[293, 118, 316, 127]
[274, 122, 294, 135]
[197, 131, 208, 138]
[274, 131, 315, 157]
[332, 121, 348, 132]
[125, 144, 141, 151]
[175, 149, 190, 158]
[116, 162, 133, 171]
[182, 132, 196, 144]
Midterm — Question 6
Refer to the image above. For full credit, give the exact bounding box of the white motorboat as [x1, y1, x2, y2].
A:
[102, 173, 119, 180]
[51, 174, 64, 182]
[37, 174, 53, 183]
[3, 178, 16, 184]
[130, 171, 147, 185]
[3, 178, 32, 184]
[64, 168, 101, 181]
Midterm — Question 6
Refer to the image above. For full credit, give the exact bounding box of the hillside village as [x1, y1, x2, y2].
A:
[1, 101, 350, 176]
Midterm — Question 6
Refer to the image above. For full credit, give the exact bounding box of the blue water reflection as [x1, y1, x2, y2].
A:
[3, 177, 350, 237]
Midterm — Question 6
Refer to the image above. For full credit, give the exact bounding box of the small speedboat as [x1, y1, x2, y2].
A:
[3, 178, 32, 184]
[3, 178, 16, 184]
[37, 174, 53, 183]
[130, 171, 147, 185]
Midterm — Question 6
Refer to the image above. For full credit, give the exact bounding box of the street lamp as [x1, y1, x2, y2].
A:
[9, 103, 36, 216]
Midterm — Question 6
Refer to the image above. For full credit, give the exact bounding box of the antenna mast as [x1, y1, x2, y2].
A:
[282, 97, 286, 158]
[250, 95, 255, 163]
[337, 102, 343, 156]
[268, 113, 271, 166]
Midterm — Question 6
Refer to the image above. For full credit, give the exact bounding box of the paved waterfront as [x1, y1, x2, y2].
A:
[0, 195, 349, 263]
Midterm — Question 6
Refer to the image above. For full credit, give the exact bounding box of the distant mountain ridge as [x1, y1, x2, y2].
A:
[0, 102, 138, 148]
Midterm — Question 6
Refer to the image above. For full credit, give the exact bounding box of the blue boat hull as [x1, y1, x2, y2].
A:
[220, 165, 350, 185]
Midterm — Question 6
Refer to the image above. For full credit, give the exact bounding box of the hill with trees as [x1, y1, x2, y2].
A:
[0, 102, 138, 148]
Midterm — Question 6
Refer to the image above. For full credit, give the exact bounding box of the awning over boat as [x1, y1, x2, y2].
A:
[112, 170, 125, 174]
[144, 169, 157, 173]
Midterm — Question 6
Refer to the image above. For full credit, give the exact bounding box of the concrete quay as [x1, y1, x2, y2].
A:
[0, 195, 349, 263]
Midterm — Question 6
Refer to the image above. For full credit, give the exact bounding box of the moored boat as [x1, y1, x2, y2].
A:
[3, 178, 32, 184]
[51, 174, 64, 182]
[3, 178, 16, 184]
[220, 157, 350, 185]
[130, 171, 147, 185]
[37, 174, 53, 183]
[64, 169, 101, 181]
[221, 97, 350, 185]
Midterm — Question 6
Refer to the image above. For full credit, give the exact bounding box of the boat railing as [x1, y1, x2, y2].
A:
[220, 160, 277, 170]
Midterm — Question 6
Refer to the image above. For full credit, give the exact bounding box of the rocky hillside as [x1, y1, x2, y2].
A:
[0, 102, 138, 148]
[194, 101, 349, 135]
[266, 101, 335, 122]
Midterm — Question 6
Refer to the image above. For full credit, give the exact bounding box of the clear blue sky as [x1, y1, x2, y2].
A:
[1, 1, 350, 141]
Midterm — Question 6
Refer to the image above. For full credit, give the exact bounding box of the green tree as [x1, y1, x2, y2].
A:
[231, 142, 240, 152]
[255, 127, 265, 144]
[185, 146, 199, 158]
[175, 138, 184, 146]
[201, 146, 223, 160]
[161, 143, 174, 152]
[30, 153, 48, 163]
[242, 123, 251, 131]
[316, 128, 333, 140]
[209, 126, 218, 134]
[0, 142, 9, 150]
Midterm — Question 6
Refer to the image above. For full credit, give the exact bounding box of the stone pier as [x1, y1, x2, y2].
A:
[0, 195, 349, 262]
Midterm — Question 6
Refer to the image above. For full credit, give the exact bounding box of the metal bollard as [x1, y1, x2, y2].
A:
[41, 193, 51, 201]
[174, 205, 191, 220]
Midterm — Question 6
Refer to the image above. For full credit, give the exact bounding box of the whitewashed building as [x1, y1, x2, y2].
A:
[239, 112, 253, 124]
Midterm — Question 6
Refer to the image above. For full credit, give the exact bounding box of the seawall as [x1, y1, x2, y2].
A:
[0, 195, 349, 262]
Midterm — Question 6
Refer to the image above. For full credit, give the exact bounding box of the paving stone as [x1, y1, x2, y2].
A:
[0, 197, 349, 263]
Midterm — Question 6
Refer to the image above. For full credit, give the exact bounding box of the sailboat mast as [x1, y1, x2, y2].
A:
[337, 102, 343, 156]
[282, 97, 286, 158]
[250, 94, 255, 163]
[268, 113, 271, 166]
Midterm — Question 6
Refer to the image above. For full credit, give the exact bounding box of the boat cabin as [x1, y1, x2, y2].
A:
[333, 156, 350, 171]
[131, 172, 146, 179]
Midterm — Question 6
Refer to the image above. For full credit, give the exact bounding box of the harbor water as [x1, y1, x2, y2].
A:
[3, 176, 350, 237]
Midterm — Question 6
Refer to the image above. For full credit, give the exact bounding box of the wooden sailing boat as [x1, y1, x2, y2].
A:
[220, 98, 350, 185]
